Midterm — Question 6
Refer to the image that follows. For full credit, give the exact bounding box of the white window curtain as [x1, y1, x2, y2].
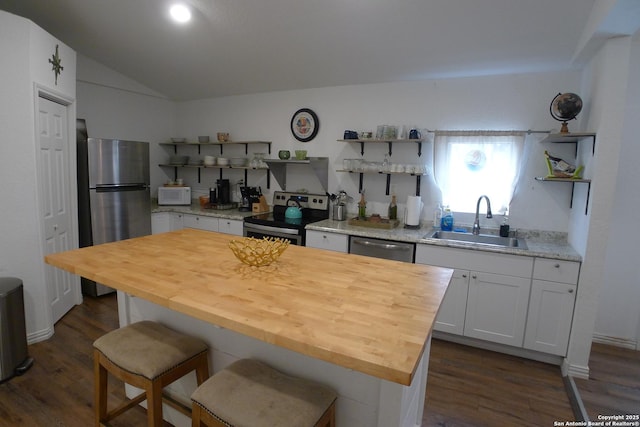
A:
[433, 131, 525, 214]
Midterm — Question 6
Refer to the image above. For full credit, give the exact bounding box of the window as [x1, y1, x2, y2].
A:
[433, 131, 525, 214]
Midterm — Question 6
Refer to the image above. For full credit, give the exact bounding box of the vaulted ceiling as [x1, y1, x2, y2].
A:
[1, 0, 638, 101]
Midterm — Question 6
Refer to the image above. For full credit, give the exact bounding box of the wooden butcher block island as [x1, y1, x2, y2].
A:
[46, 228, 453, 426]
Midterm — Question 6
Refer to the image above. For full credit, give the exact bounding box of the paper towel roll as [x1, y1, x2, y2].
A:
[405, 196, 423, 226]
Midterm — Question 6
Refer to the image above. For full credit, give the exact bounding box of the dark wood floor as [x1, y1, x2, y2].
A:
[0, 294, 636, 426]
[574, 342, 640, 419]
[423, 340, 574, 426]
[0, 294, 166, 426]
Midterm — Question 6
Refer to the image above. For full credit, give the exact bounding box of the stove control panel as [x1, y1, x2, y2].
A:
[272, 191, 329, 210]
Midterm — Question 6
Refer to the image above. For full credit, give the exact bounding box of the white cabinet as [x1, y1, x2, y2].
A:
[416, 244, 533, 347]
[152, 212, 184, 233]
[153, 212, 243, 235]
[305, 230, 349, 253]
[183, 214, 218, 232]
[416, 243, 582, 356]
[170, 213, 185, 230]
[218, 218, 243, 236]
[524, 259, 580, 356]
[464, 272, 531, 347]
[433, 269, 469, 335]
[151, 212, 171, 234]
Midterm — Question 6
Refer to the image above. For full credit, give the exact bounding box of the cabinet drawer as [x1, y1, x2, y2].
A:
[533, 258, 580, 284]
[218, 218, 243, 236]
[305, 230, 348, 253]
[183, 215, 218, 232]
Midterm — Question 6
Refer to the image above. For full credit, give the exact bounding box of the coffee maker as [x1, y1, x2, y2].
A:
[216, 179, 230, 204]
[239, 186, 260, 211]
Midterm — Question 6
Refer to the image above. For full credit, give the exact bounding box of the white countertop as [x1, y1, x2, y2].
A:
[152, 201, 256, 221]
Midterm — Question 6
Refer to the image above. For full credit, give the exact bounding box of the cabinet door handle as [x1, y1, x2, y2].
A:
[568, 289, 574, 293]
[471, 275, 477, 279]
[554, 263, 560, 268]
[462, 274, 467, 278]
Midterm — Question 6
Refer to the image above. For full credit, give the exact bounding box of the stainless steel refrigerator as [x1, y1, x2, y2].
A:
[77, 125, 151, 296]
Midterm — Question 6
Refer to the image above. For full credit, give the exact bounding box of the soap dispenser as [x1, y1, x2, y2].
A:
[440, 206, 454, 231]
[433, 203, 442, 229]
[500, 216, 510, 237]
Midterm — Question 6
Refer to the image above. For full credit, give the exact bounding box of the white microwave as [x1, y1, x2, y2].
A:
[158, 186, 191, 205]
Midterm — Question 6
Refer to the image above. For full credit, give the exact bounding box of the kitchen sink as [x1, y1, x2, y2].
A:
[427, 230, 527, 250]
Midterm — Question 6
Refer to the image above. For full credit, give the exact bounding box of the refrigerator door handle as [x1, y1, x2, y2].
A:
[95, 184, 149, 192]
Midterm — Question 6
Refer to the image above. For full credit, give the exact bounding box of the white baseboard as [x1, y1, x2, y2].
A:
[592, 333, 637, 350]
[563, 359, 589, 379]
[27, 326, 54, 344]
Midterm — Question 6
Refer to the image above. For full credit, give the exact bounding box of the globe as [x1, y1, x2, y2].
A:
[550, 92, 583, 133]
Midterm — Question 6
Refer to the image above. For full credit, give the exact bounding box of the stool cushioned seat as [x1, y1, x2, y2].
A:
[93, 320, 210, 427]
[191, 359, 337, 427]
[94, 320, 208, 379]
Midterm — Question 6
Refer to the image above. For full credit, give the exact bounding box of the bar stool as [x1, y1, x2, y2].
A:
[93, 320, 210, 427]
[191, 359, 337, 427]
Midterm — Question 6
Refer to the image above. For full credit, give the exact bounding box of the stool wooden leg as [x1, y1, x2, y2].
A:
[147, 378, 164, 427]
[195, 353, 210, 386]
[191, 403, 202, 427]
[314, 400, 336, 427]
[94, 350, 108, 427]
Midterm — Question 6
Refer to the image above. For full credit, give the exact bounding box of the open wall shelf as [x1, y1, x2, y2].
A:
[536, 132, 595, 215]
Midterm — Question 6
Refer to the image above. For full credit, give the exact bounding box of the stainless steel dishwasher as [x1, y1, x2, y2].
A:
[349, 236, 415, 262]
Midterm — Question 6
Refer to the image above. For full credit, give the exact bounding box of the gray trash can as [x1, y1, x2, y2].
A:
[0, 277, 34, 382]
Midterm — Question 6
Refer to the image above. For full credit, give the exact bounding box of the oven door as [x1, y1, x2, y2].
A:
[243, 222, 303, 245]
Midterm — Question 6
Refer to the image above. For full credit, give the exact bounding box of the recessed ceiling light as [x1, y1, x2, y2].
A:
[169, 4, 191, 23]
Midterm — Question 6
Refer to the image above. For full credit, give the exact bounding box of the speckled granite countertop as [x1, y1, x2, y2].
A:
[151, 203, 581, 262]
[152, 202, 256, 221]
[306, 219, 582, 262]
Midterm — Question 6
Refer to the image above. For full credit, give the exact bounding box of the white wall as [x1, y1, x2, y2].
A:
[0, 10, 77, 340]
[564, 35, 638, 377]
[591, 33, 640, 348]
[175, 71, 582, 232]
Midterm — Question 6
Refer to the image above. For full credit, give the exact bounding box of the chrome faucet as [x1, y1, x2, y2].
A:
[472, 195, 493, 235]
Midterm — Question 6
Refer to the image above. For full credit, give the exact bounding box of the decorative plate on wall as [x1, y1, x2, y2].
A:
[290, 108, 319, 142]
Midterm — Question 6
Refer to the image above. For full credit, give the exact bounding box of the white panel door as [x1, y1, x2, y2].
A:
[524, 280, 577, 356]
[38, 96, 78, 323]
[464, 272, 531, 347]
[433, 269, 469, 335]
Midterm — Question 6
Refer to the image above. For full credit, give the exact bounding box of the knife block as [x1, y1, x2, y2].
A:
[252, 196, 269, 213]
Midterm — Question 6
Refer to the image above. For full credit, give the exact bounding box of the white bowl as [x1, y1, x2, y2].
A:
[217, 157, 229, 166]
